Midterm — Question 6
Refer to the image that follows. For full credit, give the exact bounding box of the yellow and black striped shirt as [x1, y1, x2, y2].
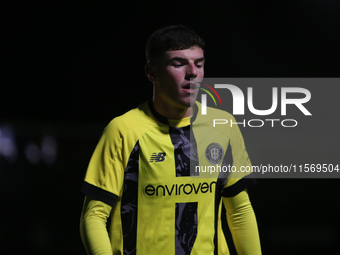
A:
[81, 100, 255, 255]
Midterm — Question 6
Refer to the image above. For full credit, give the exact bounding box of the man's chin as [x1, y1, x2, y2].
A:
[190, 93, 199, 105]
[181, 98, 197, 108]
[189, 99, 197, 107]
[182, 94, 198, 106]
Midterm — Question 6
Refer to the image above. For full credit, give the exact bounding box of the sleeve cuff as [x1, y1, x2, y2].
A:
[80, 181, 118, 206]
[222, 175, 257, 197]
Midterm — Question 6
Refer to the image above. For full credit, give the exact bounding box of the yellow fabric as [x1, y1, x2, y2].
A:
[222, 190, 261, 255]
[194, 102, 253, 184]
[80, 192, 262, 255]
[80, 196, 112, 255]
[81, 101, 259, 254]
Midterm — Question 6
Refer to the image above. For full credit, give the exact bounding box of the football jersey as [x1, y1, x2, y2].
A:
[81, 100, 255, 255]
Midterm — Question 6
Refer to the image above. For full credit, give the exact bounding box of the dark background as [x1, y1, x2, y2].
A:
[1, 1, 340, 254]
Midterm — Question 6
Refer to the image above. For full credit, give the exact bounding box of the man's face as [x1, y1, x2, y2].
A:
[153, 47, 205, 111]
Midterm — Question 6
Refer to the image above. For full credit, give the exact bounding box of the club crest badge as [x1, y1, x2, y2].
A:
[205, 143, 224, 165]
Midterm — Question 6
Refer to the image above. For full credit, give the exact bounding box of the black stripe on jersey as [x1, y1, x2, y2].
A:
[148, 99, 199, 125]
[148, 100, 169, 125]
[222, 176, 257, 197]
[213, 178, 227, 255]
[80, 181, 118, 206]
[121, 141, 140, 255]
[169, 126, 199, 177]
[175, 202, 198, 255]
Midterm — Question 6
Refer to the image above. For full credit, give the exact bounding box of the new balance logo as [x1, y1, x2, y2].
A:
[149, 152, 166, 163]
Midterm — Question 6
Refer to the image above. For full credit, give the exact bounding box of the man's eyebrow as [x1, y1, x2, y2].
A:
[168, 57, 205, 62]
[195, 57, 205, 62]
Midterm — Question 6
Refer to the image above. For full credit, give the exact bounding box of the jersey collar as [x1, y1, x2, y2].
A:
[148, 100, 198, 127]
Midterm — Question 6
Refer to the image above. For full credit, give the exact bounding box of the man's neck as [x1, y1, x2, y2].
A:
[152, 100, 193, 119]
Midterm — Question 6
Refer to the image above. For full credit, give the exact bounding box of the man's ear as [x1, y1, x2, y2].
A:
[145, 63, 157, 82]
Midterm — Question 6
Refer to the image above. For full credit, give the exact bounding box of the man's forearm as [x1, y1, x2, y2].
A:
[222, 190, 261, 255]
[80, 196, 113, 255]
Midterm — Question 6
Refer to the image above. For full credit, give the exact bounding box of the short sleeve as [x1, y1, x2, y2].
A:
[81, 119, 125, 206]
[222, 116, 256, 197]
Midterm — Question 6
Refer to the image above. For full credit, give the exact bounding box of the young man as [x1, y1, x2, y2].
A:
[80, 25, 261, 255]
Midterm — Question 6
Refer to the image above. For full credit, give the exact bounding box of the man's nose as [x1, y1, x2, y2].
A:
[186, 63, 198, 78]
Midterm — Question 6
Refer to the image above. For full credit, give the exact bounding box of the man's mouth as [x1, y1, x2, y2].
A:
[182, 82, 199, 93]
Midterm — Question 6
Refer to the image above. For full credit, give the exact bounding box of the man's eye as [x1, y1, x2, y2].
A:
[173, 64, 183, 67]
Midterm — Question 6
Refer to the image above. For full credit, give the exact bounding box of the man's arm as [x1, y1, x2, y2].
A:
[222, 190, 261, 255]
[80, 196, 113, 255]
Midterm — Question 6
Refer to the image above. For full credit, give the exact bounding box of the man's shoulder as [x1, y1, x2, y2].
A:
[105, 101, 155, 135]
[195, 101, 235, 120]
[194, 101, 242, 137]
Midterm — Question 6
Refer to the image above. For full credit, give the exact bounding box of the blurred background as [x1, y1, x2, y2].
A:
[1, 1, 340, 254]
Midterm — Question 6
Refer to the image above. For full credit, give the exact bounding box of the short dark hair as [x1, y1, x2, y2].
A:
[146, 25, 205, 64]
